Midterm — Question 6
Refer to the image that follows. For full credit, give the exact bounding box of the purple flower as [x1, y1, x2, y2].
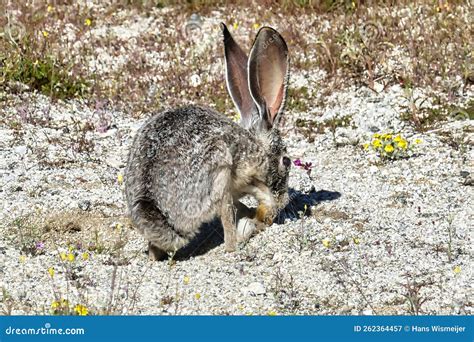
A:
[294, 159, 313, 170]
[35, 241, 45, 250]
[293, 158, 314, 177]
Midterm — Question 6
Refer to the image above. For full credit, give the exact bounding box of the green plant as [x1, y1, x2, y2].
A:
[295, 115, 354, 142]
[10, 216, 45, 256]
[1, 287, 15, 315]
[400, 273, 433, 315]
[287, 87, 310, 112]
[1, 51, 89, 99]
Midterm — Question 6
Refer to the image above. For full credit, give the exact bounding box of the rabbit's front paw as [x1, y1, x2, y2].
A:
[256, 204, 274, 226]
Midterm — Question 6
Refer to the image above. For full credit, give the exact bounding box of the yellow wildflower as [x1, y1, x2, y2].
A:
[393, 135, 402, 142]
[322, 238, 331, 248]
[74, 304, 89, 316]
[67, 253, 75, 262]
[84, 18, 92, 26]
[415, 139, 422, 144]
[233, 22, 238, 30]
[183, 276, 190, 285]
[47, 5, 54, 12]
[42, 31, 49, 38]
[48, 267, 55, 278]
[268, 310, 277, 316]
[253, 23, 260, 30]
[60, 252, 67, 261]
[363, 143, 369, 150]
[353, 237, 360, 245]
[195, 293, 201, 300]
[397, 140, 408, 150]
[19, 255, 26, 263]
[453, 266, 461, 274]
[384, 144, 394, 153]
[52, 299, 69, 310]
[82, 252, 89, 261]
[117, 173, 124, 185]
[381, 133, 392, 140]
[372, 139, 382, 148]
[373, 133, 381, 139]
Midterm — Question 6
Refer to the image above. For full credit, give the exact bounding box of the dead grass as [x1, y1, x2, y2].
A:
[3, 210, 146, 315]
[1, 1, 471, 130]
[7, 210, 133, 257]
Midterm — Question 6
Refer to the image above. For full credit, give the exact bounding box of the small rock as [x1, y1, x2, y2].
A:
[368, 126, 380, 133]
[335, 128, 359, 146]
[373, 82, 384, 93]
[242, 282, 266, 296]
[272, 252, 284, 262]
[369, 165, 378, 174]
[462, 177, 473, 186]
[14, 145, 27, 156]
[341, 305, 354, 313]
[78, 200, 92, 211]
[362, 309, 373, 315]
[106, 156, 124, 169]
[99, 128, 118, 138]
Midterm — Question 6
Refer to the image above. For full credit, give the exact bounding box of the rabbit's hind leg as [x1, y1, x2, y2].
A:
[131, 199, 189, 261]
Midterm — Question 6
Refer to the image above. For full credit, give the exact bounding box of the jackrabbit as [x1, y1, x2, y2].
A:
[125, 23, 290, 260]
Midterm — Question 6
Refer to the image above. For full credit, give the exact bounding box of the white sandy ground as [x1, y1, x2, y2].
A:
[0, 3, 473, 315]
[0, 82, 472, 315]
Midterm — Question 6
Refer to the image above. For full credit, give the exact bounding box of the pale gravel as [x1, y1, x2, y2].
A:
[1, 85, 472, 315]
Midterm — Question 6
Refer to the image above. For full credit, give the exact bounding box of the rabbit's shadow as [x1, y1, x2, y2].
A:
[172, 188, 341, 260]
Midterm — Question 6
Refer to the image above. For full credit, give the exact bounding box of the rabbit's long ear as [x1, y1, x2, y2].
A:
[248, 27, 289, 130]
[221, 23, 257, 129]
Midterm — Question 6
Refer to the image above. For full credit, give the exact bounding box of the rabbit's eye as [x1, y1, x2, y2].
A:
[282, 156, 291, 168]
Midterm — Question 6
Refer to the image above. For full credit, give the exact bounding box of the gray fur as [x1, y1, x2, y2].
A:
[125, 24, 290, 259]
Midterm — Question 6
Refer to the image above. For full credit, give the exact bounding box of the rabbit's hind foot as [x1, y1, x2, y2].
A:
[148, 242, 168, 261]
